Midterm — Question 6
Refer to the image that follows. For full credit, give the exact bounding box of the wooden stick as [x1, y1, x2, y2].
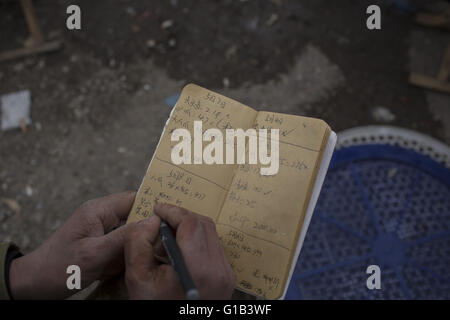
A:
[20, 0, 45, 46]
[409, 73, 450, 94]
[0, 40, 61, 62]
[437, 45, 450, 82]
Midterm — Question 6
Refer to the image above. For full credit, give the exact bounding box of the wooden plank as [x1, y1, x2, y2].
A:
[409, 73, 450, 95]
[437, 45, 450, 81]
[20, 0, 45, 46]
[415, 10, 450, 30]
[0, 40, 62, 62]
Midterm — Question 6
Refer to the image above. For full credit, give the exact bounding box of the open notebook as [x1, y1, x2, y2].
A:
[127, 84, 336, 299]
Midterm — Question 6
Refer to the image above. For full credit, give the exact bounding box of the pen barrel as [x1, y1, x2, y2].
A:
[160, 222, 199, 300]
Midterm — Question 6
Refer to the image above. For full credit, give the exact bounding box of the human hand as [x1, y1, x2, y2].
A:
[124, 203, 235, 300]
[9, 191, 136, 299]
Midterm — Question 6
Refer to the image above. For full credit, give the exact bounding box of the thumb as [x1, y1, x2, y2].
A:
[124, 215, 161, 273]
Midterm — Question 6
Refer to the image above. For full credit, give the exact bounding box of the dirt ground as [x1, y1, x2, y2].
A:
[1, 0, 449, 257]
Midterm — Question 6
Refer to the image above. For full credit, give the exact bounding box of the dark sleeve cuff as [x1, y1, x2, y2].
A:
[0, 243, 22, 300]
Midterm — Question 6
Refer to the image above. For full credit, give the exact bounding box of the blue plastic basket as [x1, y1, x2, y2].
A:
[286, 144, 450, 299]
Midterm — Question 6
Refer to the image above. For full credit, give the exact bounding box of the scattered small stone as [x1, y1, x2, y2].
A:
[143, 84, 152, 91]
[25, 185, 33, 197]
[146, 39, 156, 48]
[35, 122, 42, 131]
[37, 59, 46, 69]
[117, 146, 127, 154]
[161, 19, 174, 29]
[62, 65, 70, 73]
[225, 45, 238, 60]
[168, 38, 177, 48]
[223, 77, 230, 88]
[247, 17, 259, 31]
[0, 198, 21, 216]
[126, 6, 136, 16]
[372, 106, 396, 122]
[74, 108, 88, 120]
[13, 63, 24, 72]
[266, 13, 278, 26]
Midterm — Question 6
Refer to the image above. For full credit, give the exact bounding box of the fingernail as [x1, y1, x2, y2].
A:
[138, 214, 159, 225]
[155, 203, 175, 211]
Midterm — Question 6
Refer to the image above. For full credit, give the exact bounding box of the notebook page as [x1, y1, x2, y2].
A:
[127, 84, 257, 223]
[216, 111, 330, 299]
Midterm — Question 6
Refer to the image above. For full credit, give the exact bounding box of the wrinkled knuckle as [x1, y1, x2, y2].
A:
[125, 223, 141, 244]
[195, 272, 210, 288]
[125, 268, 140, 286]
[78, 199, 98, 217]
[176, 206, 191, 218]
[179, 213, 198, 233]
[76, 241, 97, 265]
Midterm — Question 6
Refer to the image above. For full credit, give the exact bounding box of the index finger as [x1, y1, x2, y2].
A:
[154, 203, 194, 229]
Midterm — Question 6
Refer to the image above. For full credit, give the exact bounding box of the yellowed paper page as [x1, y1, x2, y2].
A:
[217, 111, 330, 299]
[127, 84, 257, 223]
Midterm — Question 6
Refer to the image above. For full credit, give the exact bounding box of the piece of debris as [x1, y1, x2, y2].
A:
[0, 198, 21, 216]
[371, 106, 396, 122]
[117, 147, 127, 154]
[1, 90, 31, 131]
[223, 78, 230, 88]
[34, 122, 42, 131]
[161, 19, 174, 29]
[168, 38, 177, 48]
[247, 17, 259, 31]
[409, 44, 450, 94]
[126, 6, 136, 16]
[165, 94, 180, 107]
[225, 45, 238, 60]
[266, 13, 278, 27]
[415, 9, 450, 30]
[25, 185, 33, 197]
[146, 39, 156, 48]
[19, 118, 27, 134]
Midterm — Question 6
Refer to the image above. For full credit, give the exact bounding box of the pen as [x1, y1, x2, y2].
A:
[159, 220, 199, 300]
